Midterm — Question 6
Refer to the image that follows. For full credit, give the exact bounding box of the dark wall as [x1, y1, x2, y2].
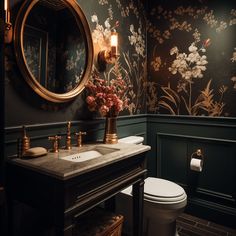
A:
[147, 0, 236, 117]
[5, 0, 147, 127]
[146, 115, 236, 228]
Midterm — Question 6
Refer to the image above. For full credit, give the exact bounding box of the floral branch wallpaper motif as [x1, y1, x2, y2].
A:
[147, 0, 236, 117]
[88, 0, 147, 116]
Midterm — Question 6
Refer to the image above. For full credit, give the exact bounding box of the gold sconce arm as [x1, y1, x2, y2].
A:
[4, 22, 12, 43]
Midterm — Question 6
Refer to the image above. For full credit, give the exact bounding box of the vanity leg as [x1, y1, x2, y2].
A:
[133, 179, 144, 236]
[6, 196, 14, 236]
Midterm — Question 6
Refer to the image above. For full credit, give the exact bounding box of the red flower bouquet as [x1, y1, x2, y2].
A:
[85, 72, 129, 117]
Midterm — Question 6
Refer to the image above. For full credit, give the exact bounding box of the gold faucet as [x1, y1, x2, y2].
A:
[65, 121, 72, 150]
[75, 131, 87, 147]
[48, 135, 61, 153]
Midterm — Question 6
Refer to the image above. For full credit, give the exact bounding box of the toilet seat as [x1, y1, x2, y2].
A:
[144, 177, 186, 204]
[121, 177, 186, 204]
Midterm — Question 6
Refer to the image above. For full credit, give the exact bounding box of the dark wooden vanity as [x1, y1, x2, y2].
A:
[6, 143, 150, 236]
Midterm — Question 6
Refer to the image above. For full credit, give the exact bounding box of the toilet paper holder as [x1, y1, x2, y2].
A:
[190, 149, 203, 160]
[190, 149, 204, 172]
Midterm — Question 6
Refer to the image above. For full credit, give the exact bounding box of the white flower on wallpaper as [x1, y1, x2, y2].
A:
[157, 39, 227, 116]
[231, 48, 236, 62]
[89, 3, 147, 115]
[169, 42, 208, 80]
[151, 56, 162, 71]
[231, 48, 236, 90]
[91, 14, 112, 51]
[231, 77, 236, 89]
[128, 24, 145, 57]
[147, 5, 208, 45]
[115, 0, 142, 19]
[193, 28, 201, 43]
[203, 9, 236, 33]
[148, 6, 236, 45]
[98, 0, 108, 5]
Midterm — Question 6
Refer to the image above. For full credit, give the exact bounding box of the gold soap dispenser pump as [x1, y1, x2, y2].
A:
[22, 125, 30, 155]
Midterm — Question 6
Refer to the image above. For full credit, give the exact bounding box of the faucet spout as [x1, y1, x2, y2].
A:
[75, 131, 87, 148]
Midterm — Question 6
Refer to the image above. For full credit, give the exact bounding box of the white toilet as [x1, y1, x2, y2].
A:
[117, 136, 187, 236]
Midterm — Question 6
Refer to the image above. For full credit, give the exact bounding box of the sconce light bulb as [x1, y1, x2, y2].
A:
[110, 32, 118, 58]
[111, 32, 118, 47]
[4, 0, 8, 10]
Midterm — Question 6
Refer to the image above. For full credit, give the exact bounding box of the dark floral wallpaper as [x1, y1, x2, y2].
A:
[5, 0, 147, 126]
[147, 0, 236, 117]
[5, 0, 236, 127]
[88, 0, 147, 115]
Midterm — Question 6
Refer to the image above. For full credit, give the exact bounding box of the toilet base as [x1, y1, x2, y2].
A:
[145, 218, 177, 236]
[116, 192, 183, 236]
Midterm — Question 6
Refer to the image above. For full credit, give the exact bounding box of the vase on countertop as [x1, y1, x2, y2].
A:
[103, 116, 118, 144]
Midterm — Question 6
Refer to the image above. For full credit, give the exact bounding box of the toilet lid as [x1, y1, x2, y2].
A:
[144, 177, 186, 203]
[118, 136, 144, 144]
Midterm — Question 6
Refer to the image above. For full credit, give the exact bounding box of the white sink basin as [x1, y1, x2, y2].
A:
[60, 150, 102, 162]
[60, 146, 119, 162]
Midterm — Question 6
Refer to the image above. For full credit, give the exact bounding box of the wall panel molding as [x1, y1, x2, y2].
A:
[5, 115, 147, 157]
[147, 115, 236, 228]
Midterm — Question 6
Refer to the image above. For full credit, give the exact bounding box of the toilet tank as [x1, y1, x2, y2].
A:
[118, 136, 144, 145]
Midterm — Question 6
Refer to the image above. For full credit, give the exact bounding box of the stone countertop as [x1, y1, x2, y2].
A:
[7, 142, 151, 180]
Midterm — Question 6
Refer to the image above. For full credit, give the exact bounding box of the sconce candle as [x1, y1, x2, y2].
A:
[111, 32, 118, 57]
[4, 0, 10, 23]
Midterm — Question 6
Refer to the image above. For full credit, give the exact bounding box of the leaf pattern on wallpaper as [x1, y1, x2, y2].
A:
[157, 40, 228, 116]
[159, 83, 180, 115]
[197, 80, 227, 116]
[90, 0, 146, 115]
[147, 3, 236, 117]
[147, 82, 158, 113]
[122, 52, 147, 114]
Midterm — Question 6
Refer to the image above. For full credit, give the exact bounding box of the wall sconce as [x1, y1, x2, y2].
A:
[97, 31, 118, 71]
[4, 0, 13, 43]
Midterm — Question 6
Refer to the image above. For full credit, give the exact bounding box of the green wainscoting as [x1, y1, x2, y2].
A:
[4, 114, 236, 228]
[4, 115, 147, 158]
[147, 114, 236, 228]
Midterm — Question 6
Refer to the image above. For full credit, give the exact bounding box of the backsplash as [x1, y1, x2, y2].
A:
[147, 0, 236, 117]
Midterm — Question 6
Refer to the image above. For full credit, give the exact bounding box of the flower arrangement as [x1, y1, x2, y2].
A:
[85, 71, 129, 117]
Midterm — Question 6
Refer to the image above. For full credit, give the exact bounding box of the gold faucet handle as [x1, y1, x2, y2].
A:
[48, 135, 61, 153]
[75, 131, 87, 147]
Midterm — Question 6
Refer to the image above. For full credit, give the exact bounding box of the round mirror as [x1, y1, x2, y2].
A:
[14, 0, 93, 102]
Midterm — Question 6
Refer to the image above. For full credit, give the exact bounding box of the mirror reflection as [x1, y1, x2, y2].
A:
[23, 0, 86, 94]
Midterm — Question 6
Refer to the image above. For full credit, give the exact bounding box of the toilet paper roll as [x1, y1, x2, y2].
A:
[190, 158, 203, 172]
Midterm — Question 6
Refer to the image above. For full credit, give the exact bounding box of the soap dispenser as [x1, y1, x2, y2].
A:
[21, 125, 30, 155]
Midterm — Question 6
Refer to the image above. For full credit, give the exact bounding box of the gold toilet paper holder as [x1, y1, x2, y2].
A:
[190, 149, 204, 160]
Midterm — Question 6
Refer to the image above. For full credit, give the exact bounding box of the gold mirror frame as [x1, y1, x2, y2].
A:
[14, 0, 93, 103]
